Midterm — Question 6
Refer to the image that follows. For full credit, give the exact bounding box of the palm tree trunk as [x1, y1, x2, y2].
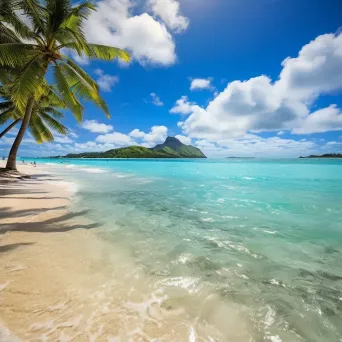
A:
[0, 119, 21, 139]
[5, 98, 35, 171]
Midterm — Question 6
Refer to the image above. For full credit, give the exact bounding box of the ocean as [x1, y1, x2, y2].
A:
[28, 158, 342, 341]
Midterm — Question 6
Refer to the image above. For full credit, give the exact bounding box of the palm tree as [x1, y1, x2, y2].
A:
[0, 0, 130, 171]
[1, 83, 68, 142]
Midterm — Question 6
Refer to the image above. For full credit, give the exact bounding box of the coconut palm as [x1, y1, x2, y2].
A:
[0, 0, 130, 171]
[0, 83, 68, 142]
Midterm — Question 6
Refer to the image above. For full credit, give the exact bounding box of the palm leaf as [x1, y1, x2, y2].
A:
[16, 0, 47, 35]
[0, 24, 21, 43]
[43, 106, 64, 118]
[0, 43, 38, 68]
[60, 60, 110, 117]
[52, 62, 83, 121]
[11, 55, 46, 111]
[29, 113, 54, 143]
[0, 106, 14, 124]
[85, 44, 130, 62]
[46, 0, 71, 35]
[40, 111, 68, 135]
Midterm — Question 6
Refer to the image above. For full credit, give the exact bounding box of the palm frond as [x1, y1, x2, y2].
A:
[0, 43, 38, 68]
[0, 106, 14, 124]
[40, 111, 68, 135]
[62, 55, 98, 90]
[46, 0, 71, 35]
[43, 106, 64, 118]
[60, 59, 110, 117]
[11, 55, 46, 111]
[85, 44, 130, 62]
[0, 1, 34, 40]
[0, 101, 13, 113]
[17, 0, 47, 35]
[54, 28, 86, 54]
[52, 62, 83, 121]
[0, 23, 21, 43]
[29, 113, 54, 143]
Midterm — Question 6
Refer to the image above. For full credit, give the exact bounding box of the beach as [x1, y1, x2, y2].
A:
[0, 162, 101, 340]
[1, 162, 243, 341]
[0, 159, 342, 341]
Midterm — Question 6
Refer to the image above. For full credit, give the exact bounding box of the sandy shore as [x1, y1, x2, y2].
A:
[0, 161, 110, 341]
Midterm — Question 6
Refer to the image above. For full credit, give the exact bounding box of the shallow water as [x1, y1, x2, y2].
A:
[29, 158, 342, 341]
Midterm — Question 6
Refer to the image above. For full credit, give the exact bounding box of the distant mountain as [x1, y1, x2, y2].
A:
[153, 137, 206, 158]
[62, 137, 207, 159]
[299, 153, 342, 159]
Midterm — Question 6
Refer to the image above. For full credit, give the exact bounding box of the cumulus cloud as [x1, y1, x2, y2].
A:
[175, 134, 191, 145]
[95, 69, 119, 92]
[95, 132, 134, 145]
[129, 125, 168, 146]
[190, 78, 213, 91]
[83, 0, 187, 66]
[149, 92, 164, 106]
[170, 96, 196, 115]
[194, 135, 320, 158]
[53, 135, 73, 144]
[275, 33, 342, 102]
[149, 0, 189, 33]
[292, 105, 342, 134]
[69, 131, 79, 139]
[172, 32, 342, 140]
[82, 120, 114, 134]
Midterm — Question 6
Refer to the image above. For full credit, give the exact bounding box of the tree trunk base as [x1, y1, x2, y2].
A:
[0, 168, 31, 179]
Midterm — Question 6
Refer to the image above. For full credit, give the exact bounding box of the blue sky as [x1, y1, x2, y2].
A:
[1, 0, 342, 158]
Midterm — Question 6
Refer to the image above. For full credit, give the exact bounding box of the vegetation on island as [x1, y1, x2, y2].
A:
[0, 0, 130, 173]
[299, 153, 342, 158]
[59, 136, 207, 159]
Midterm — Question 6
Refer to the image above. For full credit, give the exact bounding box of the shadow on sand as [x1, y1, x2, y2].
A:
[0, 175, 102, 237]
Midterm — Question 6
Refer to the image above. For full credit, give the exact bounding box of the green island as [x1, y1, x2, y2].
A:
[299, 153, 342, 158]
[59, 137, 207, 159]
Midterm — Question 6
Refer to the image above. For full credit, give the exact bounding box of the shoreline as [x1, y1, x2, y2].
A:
[0, 161, 254, 341]
[0, 161, 105, 341]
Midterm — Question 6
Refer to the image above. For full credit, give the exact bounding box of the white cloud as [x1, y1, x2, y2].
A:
[275, 33, 342, 102]
[170, 96, 196, 115]
[150, 92, 164, 106]
[82, 120, 114, 133]
[84, 0, 182, 66]
[129, 125, 168, 146]
[194, 135, 320, 158]
[129, 129, 145, 139]
[175, 134, 191, 145]
[73, 141, 117, 152]
[95, 69, 119, 92]
[172, 32, 342, 140]
[141, 125, 168, 144]
[190, 78, 213, 91]
[95, 132, 134, 145]
[54, 136, 73, 144]
[149, 0, 189, 33]
[292, 105, 342, 134]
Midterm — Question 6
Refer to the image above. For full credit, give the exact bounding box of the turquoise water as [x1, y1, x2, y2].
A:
[31, 158, 342, 341]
